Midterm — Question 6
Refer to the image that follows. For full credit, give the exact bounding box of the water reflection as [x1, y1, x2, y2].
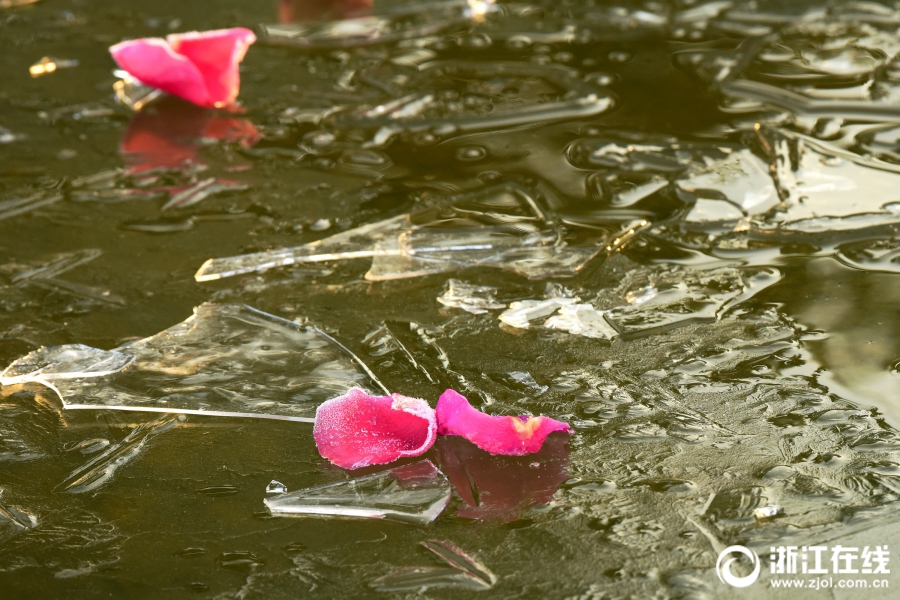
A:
[278, 0, 371, 23]
[772, 258, 900, 427]
[433, 435, 570, 521]
[120, 99, 259, 171]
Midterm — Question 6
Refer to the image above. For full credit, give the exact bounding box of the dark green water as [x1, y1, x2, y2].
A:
[3, 1, 900, 598]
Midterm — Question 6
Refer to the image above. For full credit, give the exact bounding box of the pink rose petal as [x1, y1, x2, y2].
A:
[436, 389, 572, 456]
[110, 28, 255, 108]
[314, 387, 437, 470]
[168, 29, 255, 107]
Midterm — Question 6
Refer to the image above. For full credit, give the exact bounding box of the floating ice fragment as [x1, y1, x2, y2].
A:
[218, 551, 265, 571]
[0, 126, 22, 144]
[29, 57, 79, 77]
[197, 184, 612, 282]
[0, 490, 38, 529]
[331, 62, 612, 143]
[0, 191, 62, 221]
[9, 248, 102, 284]
[753, 505, 781, 520]
[195, 214, 410, 281]
[498, 297, 578, 329]
[371, 539, 496, 591]
[505, 371, 547, 394]
[759, 130, 900, 233]
[113, 72, 163, 112]
[266, 480, 287, 495]
[365, 233, 601, 281]
[314, 387, 437, 470]
[161, 177, 248, 211]
[436, 389, 571, 456]
[545, 304, 618, 340]
[0, 345, 133, 386]
[624, 285, 657, 305]
[265, 460, 450, 525]
[437, 279, 505, 314]
[0, 304, 386, 422]
[677, 149, 780, 220]
[262, 1, 491, 50]
[56, 414, 180, 494]
[110, 28, 256, 108]
[607, 267, 781, 336]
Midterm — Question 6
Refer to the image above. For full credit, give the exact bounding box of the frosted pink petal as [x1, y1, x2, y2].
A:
[167, 28, 256, 108]
[314, 388, 437, 470]
[436, 389, 571, 456]
[109, 28, 255, 108]
[110, 39, 209, 106]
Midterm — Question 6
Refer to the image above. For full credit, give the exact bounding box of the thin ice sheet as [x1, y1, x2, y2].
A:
[0, 303, 387, 422]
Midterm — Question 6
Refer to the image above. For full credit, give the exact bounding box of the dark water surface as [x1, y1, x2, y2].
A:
[3, 1, 900, 598]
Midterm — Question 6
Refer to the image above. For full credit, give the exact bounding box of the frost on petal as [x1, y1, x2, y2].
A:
[314, 387, 437, 470]
[167, 28, 256, 108]
[435, 389, 571, 456]
[110, 39, 210, 107]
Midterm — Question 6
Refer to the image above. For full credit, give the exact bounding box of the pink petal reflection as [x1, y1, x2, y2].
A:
[436, 389, 571, 456]
[314, 387, 437, 470]
[120, 99, 258, 171]
[278, 0, 372, 23]
[110, 28, 255, 108]
[434, 435, 570, 521]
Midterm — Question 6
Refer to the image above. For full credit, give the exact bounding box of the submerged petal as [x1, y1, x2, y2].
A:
[110, 38, 210, 106]
[167, 28, 256, 108]
[436, 389, 571, 456]
[434, 435, 570, 521]
[314, 388, 437, 470]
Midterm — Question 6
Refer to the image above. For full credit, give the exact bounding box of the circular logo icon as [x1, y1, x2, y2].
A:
[716, 545, 761, 588]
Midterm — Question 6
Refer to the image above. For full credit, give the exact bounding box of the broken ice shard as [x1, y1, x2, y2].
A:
[0, 304, 387, 422]
[370, 539, 497, 591]
[0, 345, 133, 385]
[0, 191, 62, 221]
[161, 177, 248, 211]
[195, 183, 613, 282]
[499, 297, 579, 329]
[56, 414, 180, 494]
[0, 490, 38, 529]
[544, 304, 618, 340]
[437, 279, 505, 314]
[677, 149, 780, 221]
[327, 62, 612, 143]
[607, 267, 782, 336]
[194, 214, 410, 281]
[759, 129, 900, 233]
[261, 1, 498, 50]
[264, 460, 451, 525]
